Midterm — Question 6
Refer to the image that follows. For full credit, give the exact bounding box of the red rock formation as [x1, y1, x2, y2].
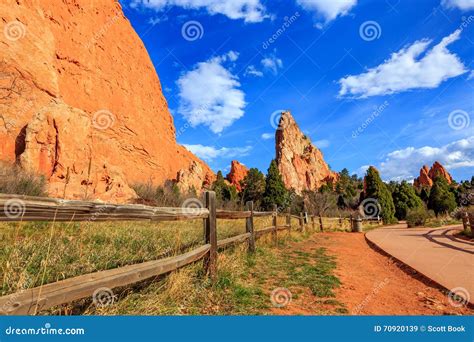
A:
[0, 0, 214, 202]
[226, 160, 249, 192]
[414, 165, 433, 188]
[414, 162, 452, 187]
[275, 111, 338, 193]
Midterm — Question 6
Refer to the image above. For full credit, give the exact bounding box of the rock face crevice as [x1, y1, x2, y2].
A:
[0, 0, 214, 202]
[414, 161, 453, 188]
[275, 111, 337, 194]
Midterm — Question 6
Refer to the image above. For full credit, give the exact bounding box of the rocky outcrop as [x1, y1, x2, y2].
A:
[414, 162, 453, 188]
[275, 111, 337, 193]
[0, 0, 213, 202]
[226, 160, 249, 191]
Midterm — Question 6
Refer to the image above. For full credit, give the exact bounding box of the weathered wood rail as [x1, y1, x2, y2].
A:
[461, 212, 474, 235]
[0, 192, 300, 315]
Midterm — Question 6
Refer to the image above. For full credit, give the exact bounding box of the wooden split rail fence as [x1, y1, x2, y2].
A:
[461, 212, 474, 235]
[0, 192, 311, 315]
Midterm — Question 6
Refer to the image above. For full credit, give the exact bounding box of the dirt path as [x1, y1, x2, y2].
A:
[272, 231, 473, 315]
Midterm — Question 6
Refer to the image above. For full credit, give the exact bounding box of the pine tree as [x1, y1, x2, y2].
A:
[212, 171, 237, 206]
[392, 181, 423, 220]
[262, 160, 288, 210]
[428, 176, 457, 216]
[241, 168, 266, 208]
[363, 166, 396, 223]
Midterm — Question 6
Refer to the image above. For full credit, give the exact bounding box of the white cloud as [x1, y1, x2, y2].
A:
[373, 137, 474, 181]
[177, 52, 246, 133]
[130, 0, 267, 23]
[296, 0, 357, 22]
[468, 70, 474, 80]
[261, 133, 273, 140]
[183, 144, 252, 161]
[261, 55, 283, 74]
[314, 139, 330, 148]
[442, 0, 474, 10]
[339, 30, 467, 98]
[244, 65, 264, 77]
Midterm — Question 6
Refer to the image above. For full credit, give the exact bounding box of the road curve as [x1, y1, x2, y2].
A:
[366, 225, 473, 305]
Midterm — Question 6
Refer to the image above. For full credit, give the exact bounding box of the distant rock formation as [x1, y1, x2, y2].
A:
[414, 162, 453, 187]
[275, 111, 338, 193]
[226, 160, 249, 192]
[0, 0, 214, 202]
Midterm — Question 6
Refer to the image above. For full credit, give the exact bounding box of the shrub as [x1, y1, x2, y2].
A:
[406, 207, 432, 227]
[0, 163, 47, 196]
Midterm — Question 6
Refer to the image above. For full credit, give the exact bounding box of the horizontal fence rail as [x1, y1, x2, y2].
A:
[0, 194, 209, 222]
[0, 191, 379, 315]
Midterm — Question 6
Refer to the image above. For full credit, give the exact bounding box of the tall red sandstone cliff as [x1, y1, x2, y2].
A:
[226, 160, 249, 192]
[0, 0, 213, 201]
[275, 111, 337, 193]
[414, 161, 453, 187]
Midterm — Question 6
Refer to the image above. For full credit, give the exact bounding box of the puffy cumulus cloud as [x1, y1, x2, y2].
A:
[244, 65, 264, 77]
[442, 0, 474, 10]
[261, 133, 273, 140]
[261, 55, 283, 74]
[177, 52, 246, 133]
[339, 30, 467, 98]
[296, 0, 357, 22]
[183, 144, 252, 161]
[130, 0, 267, 23]
[375, 137, 474, 181]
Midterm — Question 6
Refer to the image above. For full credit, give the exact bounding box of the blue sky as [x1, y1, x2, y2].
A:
[120, 0, 473, 182]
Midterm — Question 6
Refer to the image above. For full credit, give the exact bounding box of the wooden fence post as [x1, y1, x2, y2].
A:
[246, 201, 255, 253]
[272, 204, 278, 244]
[319, 214, 323, 232]
[286, 207, 291, 236]
[299, 212, 304, 232]
[339, 216, 343, 229]
[349, 214, 353, 231]
[204, 191, 217, 281]
[311, 215, 315, 230]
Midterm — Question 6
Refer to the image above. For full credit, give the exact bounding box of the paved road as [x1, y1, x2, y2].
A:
[366, 225, 473, 305]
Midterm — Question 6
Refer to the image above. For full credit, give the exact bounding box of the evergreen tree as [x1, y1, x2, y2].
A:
[419, 187, 430, 203]
[241, 168, 266, 208]
[428, 176, 457, 216]
[337, 194, 346, 209]
[392, 181, 423, 220]
[262, 160, 288, 209]
[363, 166, 397, 223]
[212, 171, 237, 206]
